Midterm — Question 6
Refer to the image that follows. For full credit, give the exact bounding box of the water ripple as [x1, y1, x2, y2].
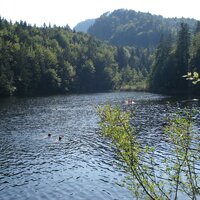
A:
[0, 92, 199, 200]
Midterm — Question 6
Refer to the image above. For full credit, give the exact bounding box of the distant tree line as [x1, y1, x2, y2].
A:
[0, 17, 151, 97]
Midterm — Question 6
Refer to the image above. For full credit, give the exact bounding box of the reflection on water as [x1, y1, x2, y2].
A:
[0, 92, 199, 200]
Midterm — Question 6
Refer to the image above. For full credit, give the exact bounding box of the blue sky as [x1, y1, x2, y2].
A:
[0, 0, 199, 28]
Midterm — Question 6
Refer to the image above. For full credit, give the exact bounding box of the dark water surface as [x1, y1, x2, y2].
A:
[0, 92, 199, 200]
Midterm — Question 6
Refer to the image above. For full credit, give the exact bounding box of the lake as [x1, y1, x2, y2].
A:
[0, 91, 199, 200]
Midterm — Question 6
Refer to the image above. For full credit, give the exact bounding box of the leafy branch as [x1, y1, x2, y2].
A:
[183, 72, 200, 84]
[97, 105, 200, 199]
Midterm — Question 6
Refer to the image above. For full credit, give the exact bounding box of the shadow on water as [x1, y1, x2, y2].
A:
[0, 92, 199, 200]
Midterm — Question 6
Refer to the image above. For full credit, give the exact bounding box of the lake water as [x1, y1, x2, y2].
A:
[0, 92, 199, 200]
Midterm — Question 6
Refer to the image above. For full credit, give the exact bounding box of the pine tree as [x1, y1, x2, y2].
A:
[175, 23, 190, 91]
[150, 34, 173, 92]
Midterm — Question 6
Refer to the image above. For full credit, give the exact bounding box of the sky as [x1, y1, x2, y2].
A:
[0, 0, 200, 29]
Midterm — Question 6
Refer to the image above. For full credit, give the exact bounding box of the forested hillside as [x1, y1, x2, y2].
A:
[88, 9, 197, 48]
[0, 17, 150, 97]
[1, 9, 200, 97]
[86, 9, 200, 94]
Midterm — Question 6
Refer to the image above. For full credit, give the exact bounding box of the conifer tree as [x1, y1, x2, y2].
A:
[175, 23, 190, 91]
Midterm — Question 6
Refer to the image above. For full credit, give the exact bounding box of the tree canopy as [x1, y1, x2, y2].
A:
[0, 17, 150, 96]
[88, 9, 197, 48]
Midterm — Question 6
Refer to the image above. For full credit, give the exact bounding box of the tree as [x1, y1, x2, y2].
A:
[78, 59, 95, 92]
[0, 65, 16, 96]
[150, 23, 193, 94]
[116, 46, 129, 69]
[175, 23, 190, 91]
[97, 104, 200, 200]
[58, 61, 76, 93]
[190, 33, 200, 74]
[40, 68, 61, 94]
[150, 34, 174, 92]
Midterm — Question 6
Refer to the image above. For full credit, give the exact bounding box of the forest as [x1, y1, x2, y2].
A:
[1, 9, 200, 97]
[150, 21, 200, 94]
[0, 16, 150, 96]
[87, 9, 197, 48]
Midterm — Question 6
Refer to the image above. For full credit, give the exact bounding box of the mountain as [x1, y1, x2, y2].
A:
[87, 9, 197, 48]
[74, 19, 95, 33]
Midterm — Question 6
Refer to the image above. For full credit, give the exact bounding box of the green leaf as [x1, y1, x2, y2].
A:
[193, 71, 199, 79]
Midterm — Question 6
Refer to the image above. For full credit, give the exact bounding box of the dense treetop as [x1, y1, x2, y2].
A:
[0, 17, 149, 97]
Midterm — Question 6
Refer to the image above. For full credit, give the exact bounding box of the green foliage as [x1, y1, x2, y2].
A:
[0, 17, 150, 96]
[164, 109, 200, 199]
[183, 72, 200, 84]
[88, 9, 197, 48]
[150, 23, 192, 93]
[150, 35, 175, 92]
[97, 105, 200, 199]
[190, 32, 200, 76]
[150, 20, 200, 94]
[0, 67, 16, 96]
[87, 10, 200, 95]
[2, 13, 200, 96]
[175, 23, 191, 90]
